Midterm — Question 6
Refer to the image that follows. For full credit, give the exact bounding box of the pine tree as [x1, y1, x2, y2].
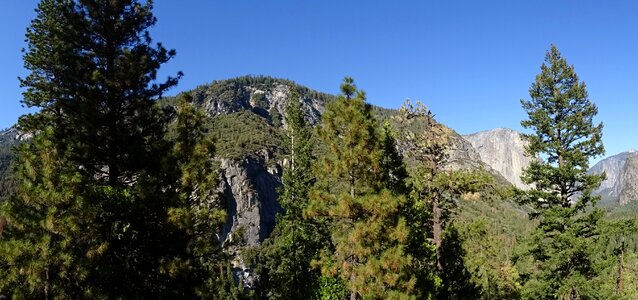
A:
[168, 94, 227, 296]
[396, 100, 449, 272]
[305, 78, 416, 299]
[248, 88, 324, 299]
[519, 45, 605, 299]
[0, 127, 91, 298]
[380, 121, 409, 196]
[396, 99, 487, 299]
[0, 0, 189, 297]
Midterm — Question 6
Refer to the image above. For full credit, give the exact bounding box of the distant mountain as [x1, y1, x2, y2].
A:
[463, 128, 532, 189]
[589, 150, 638, 205]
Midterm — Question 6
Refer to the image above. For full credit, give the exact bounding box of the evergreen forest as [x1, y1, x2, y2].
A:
[1, 1, 637, 299]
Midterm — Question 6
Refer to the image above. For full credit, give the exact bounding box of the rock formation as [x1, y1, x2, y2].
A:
[463, 128, 532, 189]
[619, 152, 638, 205]
[589, 151, 636, 203]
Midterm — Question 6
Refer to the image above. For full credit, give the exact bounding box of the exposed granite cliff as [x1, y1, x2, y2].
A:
[189, 76, 332, 127]
[217, 151, 283, 248]
[463, 128, 532, 189]
[589, 150, 638, 205]
[619, 152, 638, 205]
[589, 151, 635, 203]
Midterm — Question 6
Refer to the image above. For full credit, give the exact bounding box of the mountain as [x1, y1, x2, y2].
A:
[463, 128, 531, 189]
[0, 76, 533, 286]
[589, 150, 638, 205]
[175, 76, 505, 247]
[0, 75, 519, 247]
[619, 152, 638, 205]
[461, 127, 638, 206]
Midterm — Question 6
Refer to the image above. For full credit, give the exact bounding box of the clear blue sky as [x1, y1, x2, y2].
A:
[2, 1, 638, 161]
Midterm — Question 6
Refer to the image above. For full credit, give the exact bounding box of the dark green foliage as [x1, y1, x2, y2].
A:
[0, 0, 201, 298]
[269, 107, 282, 127]
[593, 219, 638, 299]
[246, 89, 325, 299]
[518, 45, 606, 299]
[311, 77, 383, 196]
[168, 94, 228, 296]
[0, 127, 91, 298]
[209, 111, 284, 159]
[380, 122, 410, 196]
[0, 129, 19, 201]
[437, 225, 481, 300]
[455, 185, 531, 299]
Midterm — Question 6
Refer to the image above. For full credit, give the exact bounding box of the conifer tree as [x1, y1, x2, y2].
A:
[0, 0, 188, 297]
[0, 127, 91, 298]
[380, 121, 410, 196]
[168, 94, 227, 296]
[306, 78, 416, 299]
[396, 99, 487, 299]
[248, 88, 324, 299]
[519, 45, 605, 299]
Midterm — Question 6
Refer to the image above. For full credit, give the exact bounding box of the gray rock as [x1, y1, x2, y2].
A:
[217, 153, 283, 248]
[589, 150, 636, 202]
[463, 128, 532, 189]
[619, 152, 638, 206]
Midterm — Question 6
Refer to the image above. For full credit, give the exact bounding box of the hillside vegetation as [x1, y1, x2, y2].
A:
[0, 1, 636, 299]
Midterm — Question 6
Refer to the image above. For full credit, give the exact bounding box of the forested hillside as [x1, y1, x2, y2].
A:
[0, 1, 637, 299]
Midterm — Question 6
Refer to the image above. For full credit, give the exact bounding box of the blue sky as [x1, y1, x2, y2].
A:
[1, 1, 638, 161]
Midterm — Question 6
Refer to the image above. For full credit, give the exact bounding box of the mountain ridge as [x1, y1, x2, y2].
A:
[461, 126, 638, 206]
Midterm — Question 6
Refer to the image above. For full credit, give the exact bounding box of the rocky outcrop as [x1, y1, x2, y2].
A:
[619, 153, 638, 205]
[463, 128, 532, 189]
[190, 76, 331, 127]
[447, 130, 489, 171]
[589, 151, 636, 202]
[217, 150, 283, 247]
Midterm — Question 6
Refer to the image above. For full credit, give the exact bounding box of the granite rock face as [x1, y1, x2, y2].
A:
[589, 151, 634, 202]
[618, 153, 638, 205]
[191, 78, 330, 128]
[463, 128, 532, 189]
[589, 150, 638, 205]
[217, 151, 283, 248]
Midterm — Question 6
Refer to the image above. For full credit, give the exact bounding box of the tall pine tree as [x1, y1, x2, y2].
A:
[306, 78, 416, 300]
[168, 94, 227, 297]
[396, 99, 487, 299]
[519, 45, 605, 299]
[248, 88, 325, 299]
[0, 0, 192, 298]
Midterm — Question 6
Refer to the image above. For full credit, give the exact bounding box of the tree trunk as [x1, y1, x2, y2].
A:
[617, 238, 625, 294]
[433, 195, 443, 271]
[44, 267, 50, 300]
[0, 217, 5, 238]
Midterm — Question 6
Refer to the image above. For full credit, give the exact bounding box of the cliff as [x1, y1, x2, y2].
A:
[463, 128, 532, 189]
